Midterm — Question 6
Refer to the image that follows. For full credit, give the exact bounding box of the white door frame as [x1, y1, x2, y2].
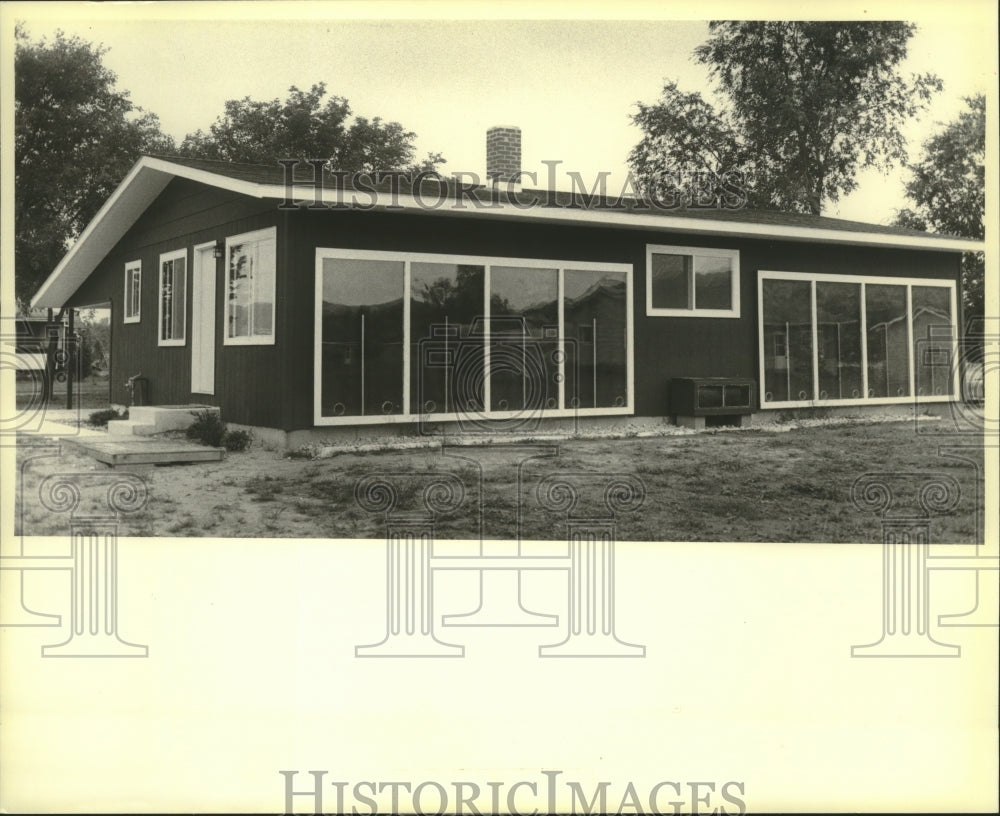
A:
[191, 241, 217, 395]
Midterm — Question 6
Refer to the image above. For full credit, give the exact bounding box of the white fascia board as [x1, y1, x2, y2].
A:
[30, 157, 260, 310]
[32, 157, 983, 310]
[31, 159, 173, 308]
[269, 185, 983, 253]
[142, 156, 263, 198]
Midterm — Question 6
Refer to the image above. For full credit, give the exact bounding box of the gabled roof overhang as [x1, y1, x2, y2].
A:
[31, 156, 985, 309]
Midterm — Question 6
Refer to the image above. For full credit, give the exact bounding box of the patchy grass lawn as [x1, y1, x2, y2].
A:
[14, 420, 984, 542]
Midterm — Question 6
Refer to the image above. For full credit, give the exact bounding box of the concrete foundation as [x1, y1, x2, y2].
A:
[225, 400, 958, 452]
[674, 414, 752, 430]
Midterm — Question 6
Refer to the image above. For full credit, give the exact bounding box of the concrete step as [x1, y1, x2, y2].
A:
[110, 405, 220, 436]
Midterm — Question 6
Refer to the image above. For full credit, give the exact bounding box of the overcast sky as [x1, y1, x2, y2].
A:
[3, 1, 995, 225]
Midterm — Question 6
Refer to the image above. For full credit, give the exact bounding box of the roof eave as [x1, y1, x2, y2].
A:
[273, 186, 980, 253]
[30, 157, 265, 310]
[31, 157, 983, 310]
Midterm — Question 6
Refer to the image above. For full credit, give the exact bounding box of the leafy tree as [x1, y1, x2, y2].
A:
[76, 311, 111, 374]
[630, 22, 941, 214]
[14, 25, 174, 308]
[417, 266, 489, 316]
[178, 82, 445, 173]
[895, 95, 985, 344]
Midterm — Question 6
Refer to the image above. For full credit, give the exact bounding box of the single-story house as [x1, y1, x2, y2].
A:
[30, 127, 983, 447]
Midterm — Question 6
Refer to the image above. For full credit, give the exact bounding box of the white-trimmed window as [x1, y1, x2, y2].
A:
[226, 227, 276, 345]
[646, 245, 740, 318]
[758, 270, 959, 407]
[158, 249, 186, 346]
[124, 260, 141, 323]
[314, 249, 634, 426]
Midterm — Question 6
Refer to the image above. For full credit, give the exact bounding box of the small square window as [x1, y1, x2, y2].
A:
[124, 261, 141, 324]
[646, 245, 740, 318]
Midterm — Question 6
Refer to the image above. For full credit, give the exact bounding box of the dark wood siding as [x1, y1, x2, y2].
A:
[68, 178, 287, 426]
[286, 209, 962, 428]
[63, 182, 963, 431]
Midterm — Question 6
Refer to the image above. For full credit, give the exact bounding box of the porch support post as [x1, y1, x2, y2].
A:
[66, 307, 75, 410]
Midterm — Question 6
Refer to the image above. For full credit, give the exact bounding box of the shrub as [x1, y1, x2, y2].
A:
[184, 410, 252, 452]
[185, 410, 226, 447]
[88, 407, 128, 427]
[222, 429, 253, 452]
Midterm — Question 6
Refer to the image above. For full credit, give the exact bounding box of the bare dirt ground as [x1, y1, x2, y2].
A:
[13, 414, 985, 543]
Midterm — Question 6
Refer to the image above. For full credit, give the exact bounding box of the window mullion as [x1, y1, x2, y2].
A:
[164, 261, 172, 340]
[905, 284, 914, 397]
[179, 260, 186, 341]
[402, 260, 411, 417]
[166, 261, 171, 340]
[810, 279, 819, 402]
[170, 262, 176, 339]
[626, 264, 634, 411]
[949, 285, 960, 398]
[860, 282, 869, 400]
[225, 253, 230, 340]
[158, 262, 163, 341]
[248, 244, 256, 337]
[483, 263, 491, 415]
[689, 255, 696, 310]
[558, 268, 565, 411]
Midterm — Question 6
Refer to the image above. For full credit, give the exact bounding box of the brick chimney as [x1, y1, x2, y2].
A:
[486, 125, 521, 187]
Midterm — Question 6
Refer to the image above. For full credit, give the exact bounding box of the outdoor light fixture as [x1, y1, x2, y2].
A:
[213, 240, 224, 260]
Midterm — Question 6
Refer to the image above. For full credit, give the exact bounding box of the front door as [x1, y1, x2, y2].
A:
[191, 243, 216, 394]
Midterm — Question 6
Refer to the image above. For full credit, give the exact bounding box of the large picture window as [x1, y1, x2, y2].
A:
[761, 277, 813, 402]
[759, 270, 957, 407]
[158, 250, 186, 346]
[315, 249, 633, 424]
[319, 258, 404, 417]
[411, 262, 485, 415]
[490, 266, 559, 412]
[226, 227, 276, 345]
[646, 245, 740, 318]
[565, 268, 629, 408]
[124, 260, 141, 324]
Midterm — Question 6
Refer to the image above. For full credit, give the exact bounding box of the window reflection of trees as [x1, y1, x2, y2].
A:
[321, 259, 404, 417]
[761, 277, 953, 403]
[565, 270, 628, 409]
[410, 264, 485, 414]
[319, 256, 631, 419]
